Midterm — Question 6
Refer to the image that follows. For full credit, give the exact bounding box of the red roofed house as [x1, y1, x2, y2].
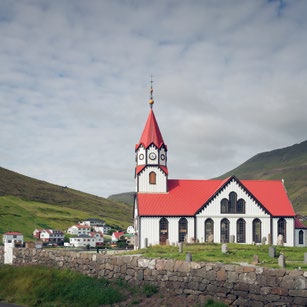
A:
[133, 86, 304, 249]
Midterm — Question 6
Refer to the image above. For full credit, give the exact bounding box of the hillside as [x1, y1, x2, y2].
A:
[108, 192, 135, 205]
[218, 140, 307, 215]
[0, 167, 133, 238]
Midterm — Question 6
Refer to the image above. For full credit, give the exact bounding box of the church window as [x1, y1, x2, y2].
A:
[299, 230, 304, 245]
[237, 218, 246, 243]
[278, 218, 287, 243]
[178, 218, 188, 243]
[229, 192, 237, 213]
[220, 218, 229, 243]
[252, 218, 262, 243]
[237, 199, 245, 213]
[220, 192, 246, 214]
[221, 199, 228, 213]
[149, 172, 156, 184]
[205, 218, 214, 242]
[159, 218, 168, 245]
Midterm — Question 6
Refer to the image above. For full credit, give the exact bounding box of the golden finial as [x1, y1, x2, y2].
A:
[149, 74, 154, 108]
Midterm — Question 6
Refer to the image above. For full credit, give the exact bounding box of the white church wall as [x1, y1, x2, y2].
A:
[138, 167, 167, 193]
[196, 179, 272, 244]
[138, 217, 195, 248]
[139, 217, 160, 248]
[272, 218, 294, 247]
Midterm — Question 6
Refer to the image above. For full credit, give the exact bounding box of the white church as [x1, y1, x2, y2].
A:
[133, 86, 307, 249]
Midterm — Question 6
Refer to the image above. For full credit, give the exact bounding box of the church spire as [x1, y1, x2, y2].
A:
[135, 81, 168, 193]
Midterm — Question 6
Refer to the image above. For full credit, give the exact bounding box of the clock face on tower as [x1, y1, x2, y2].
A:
[139, 154, 144, 160]
[149, 152, 156, 160]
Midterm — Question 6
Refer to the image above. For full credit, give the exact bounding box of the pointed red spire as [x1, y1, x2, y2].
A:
[136, 109, 166, 150]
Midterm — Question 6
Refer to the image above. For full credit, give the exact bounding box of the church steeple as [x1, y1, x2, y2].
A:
[135, 82, 168, 193]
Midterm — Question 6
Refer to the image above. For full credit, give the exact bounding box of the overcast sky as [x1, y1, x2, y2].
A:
[1, 0, 306, 197]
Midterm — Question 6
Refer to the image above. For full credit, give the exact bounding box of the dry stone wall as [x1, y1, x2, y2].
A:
[4, 248, 307, 306]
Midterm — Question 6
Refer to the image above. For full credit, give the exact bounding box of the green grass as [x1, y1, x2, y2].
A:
[0, 265, 166, 307]
[0, 166, 133, 231]
[0, 265, 225, 307]
[0, 265, 125, 306]
[127, 243, 307, 270]
[0, 195, 132, 241]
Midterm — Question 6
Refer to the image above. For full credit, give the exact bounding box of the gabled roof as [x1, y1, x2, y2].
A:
[295, 217, 307, 229]
[112, 231, 125, 239]
[136, 109, 166, 150]
[137, 177, 295, 217]
[4, 232, 23, 235]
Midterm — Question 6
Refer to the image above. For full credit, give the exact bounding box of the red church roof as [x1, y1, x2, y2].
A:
[294, 218, 307, 229]
[136, 109, 166, 150]
[137, 177, 295, 217]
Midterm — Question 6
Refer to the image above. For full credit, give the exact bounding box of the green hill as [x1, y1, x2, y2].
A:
[108, 192, 135, 205]
[0, 167, 133, 240]
[217, 140, 307, 215]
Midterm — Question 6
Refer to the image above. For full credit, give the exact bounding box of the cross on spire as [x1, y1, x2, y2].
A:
[149, 74, 154, 108]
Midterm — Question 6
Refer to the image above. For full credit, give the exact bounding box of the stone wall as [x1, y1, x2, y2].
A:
[6, 248, 307, 306]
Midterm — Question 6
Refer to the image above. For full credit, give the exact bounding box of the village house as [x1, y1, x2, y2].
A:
[77, 219, 111, 234]
[111, 231, 125, 243]
[67, 224, 91, 236]
[133, 86, 306, 249]
[69, 231, 104, 248]
[2, 232, 24, 246]
[33, 229, 64, 245]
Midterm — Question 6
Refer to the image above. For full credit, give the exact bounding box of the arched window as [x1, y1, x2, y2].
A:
[205, 218, 214, 242]
[221, 198, 228, 213]
[278, 218, 287, 243]
[252, 218, 262, 243]
[220, 192, 245, 214]
[178, 218, 188, 243]
[229, 192, 237, 213]
[237, 218, 246, 243]
[237, 199, 245, 213]
[149, 172, 156, 184]
[299, 230, 304, 245]
[159, 218, 168, 245]
[220, 218, 229, 243]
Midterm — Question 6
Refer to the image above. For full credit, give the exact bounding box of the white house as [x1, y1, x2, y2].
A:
[133, 87, 304, 249]
[3, 232, 24, 246]
[67, 225, 91, 236]
[70, 235, 96, 248]
[69, 231, 104, 248]
[111, 231, 125, 242]
[79, 218, 105, 227]
[33, 229, 64, 244]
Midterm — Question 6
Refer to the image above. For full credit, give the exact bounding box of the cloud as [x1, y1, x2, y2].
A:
[0, 0, 306, 197]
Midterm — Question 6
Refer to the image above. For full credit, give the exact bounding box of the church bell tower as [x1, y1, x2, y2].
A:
[135, 83, 168, 193]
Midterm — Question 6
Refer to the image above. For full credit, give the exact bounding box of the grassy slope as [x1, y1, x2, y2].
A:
[217, 140, 307, 215]
[0, 167, 133, 240]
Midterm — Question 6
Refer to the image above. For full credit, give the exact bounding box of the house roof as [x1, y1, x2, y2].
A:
[112, 231, 125, 239]
[137, 177, 295, 217]
[136, 109, 166, 150]
[4, 232, 23, 235]
[295, 217, 307, 229]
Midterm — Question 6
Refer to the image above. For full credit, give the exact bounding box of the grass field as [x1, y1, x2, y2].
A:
[0, 265, 225, 307]
[127, 243, 307, 270]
